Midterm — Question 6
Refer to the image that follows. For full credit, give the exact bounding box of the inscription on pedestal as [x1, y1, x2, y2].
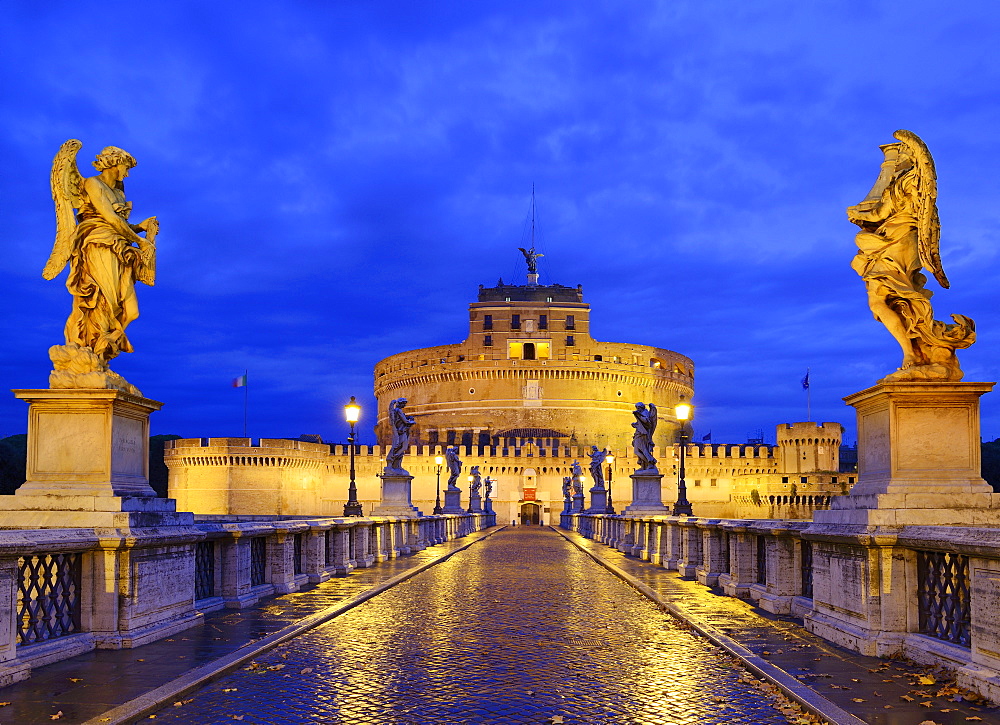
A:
[112, 414, 146, 479]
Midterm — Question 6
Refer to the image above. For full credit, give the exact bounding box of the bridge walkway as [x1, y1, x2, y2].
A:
[0, 526, 997, 724]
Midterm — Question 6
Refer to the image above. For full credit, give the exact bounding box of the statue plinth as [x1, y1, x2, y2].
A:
[587, 483, 608, 513]
[468, 490, 484, 514]
[371, 469, 422, 518]
[623, 471, 671, 516]
[814, 381, 1000, 526]
[0, 388, 193, 527]
[442, 487, 464, 514]
[571, 492, 585, 512]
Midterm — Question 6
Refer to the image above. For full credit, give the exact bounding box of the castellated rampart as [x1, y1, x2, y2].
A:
[164, 426, 853, 524]
[373, 280, 694, 453]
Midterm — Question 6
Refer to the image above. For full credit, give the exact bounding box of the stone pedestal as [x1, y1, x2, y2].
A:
[814, 381, 999, 526]
[468, 490, 483, 514]
[371, 470, 422, 518]
[441, 487, 464, 514]
[587, 484, 607, 513]
[571, 492, 584, 512]
[0, 389, 192, 528]
[623, 471, 671, 516]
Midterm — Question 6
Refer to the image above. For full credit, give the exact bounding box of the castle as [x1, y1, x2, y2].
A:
[166, 254, 852, 524]
[373, 268, 693, 453]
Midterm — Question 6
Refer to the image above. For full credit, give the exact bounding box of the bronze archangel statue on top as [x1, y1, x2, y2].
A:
[44, 140, 159, 395]
[847, 130, 974, 383]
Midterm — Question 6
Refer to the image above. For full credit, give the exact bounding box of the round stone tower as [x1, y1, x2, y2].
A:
[373, 268, 694, 454]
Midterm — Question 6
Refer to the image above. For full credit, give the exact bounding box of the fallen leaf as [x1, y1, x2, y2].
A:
[222, 688, 238, 693]
[919, 675, 937, 685]
[920, 701, 934, 708]
[267, 664, 285, 671]
[50, 714, 63, 721]
[69, 678, 82, 683]
[300, 668, 313, 675]
[851, 698, 865, 703]
[901, 695, 915, 701]
[918, 721, 942, 725]
[233, 717, 244, 721]
[548, 717, 564, 724]
[0, 703, 11, 707]
[966, 718, 983, 722]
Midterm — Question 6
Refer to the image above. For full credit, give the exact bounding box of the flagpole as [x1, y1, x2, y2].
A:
[243, 369, 248, 438]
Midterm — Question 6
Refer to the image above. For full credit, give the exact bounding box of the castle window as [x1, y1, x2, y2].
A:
[508, 341, 523, 359]
[546, 297, 553, 302]
[710, 478, 717, 487]
[781, 476, 789, 483]
[800, 477, 808, 484]
[693, 479, 701, 487]
[594, 355, 602, 361]
[539, 314, 548, 330]
[566, 315, 575, 330]
[511, 314, 521, 330]
[566, 335, 575, 346]
[831, 476, 838, 484]
[483, 315, 493, 330]
[484, 335, 493, 347]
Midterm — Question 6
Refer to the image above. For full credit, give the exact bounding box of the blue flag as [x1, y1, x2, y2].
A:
[801, 371, 810, 390]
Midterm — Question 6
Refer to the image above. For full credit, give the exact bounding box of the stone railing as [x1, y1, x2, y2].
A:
[0, 512, 494, 686]
[562, 511, 1000, 703]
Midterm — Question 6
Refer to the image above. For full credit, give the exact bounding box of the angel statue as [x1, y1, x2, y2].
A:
[518, 245, 543, 274]
[588, 445, 608, 489]
[44, 140, 159, 395]
[632, 402, 658, 473]
[385, 398, 416, 471]
[847, 130, 975, 382]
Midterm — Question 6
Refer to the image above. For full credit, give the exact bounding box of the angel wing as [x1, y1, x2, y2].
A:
[43, 139, 85, 280]
[894, 129, 948, 288]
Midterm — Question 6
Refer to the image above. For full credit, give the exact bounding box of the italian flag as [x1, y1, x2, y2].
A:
[232, 374, 247, 388]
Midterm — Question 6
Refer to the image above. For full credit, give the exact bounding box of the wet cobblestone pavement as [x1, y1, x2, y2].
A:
[560, 528, 1000, 725]
[0, 528, 499, 725]
[148, 527, 791, 724]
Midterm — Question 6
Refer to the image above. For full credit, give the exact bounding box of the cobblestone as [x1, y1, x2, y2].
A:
[148, 527, 790, 724]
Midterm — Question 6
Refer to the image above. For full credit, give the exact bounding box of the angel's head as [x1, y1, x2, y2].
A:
[92, 147, 137, 173]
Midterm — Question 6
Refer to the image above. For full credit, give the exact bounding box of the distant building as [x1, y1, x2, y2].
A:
[373, 270, 694, 454]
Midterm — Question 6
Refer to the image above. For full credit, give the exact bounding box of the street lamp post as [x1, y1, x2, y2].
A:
[605, 454, 615, 514]
[433, 455, 444, 515]
[343, 396, 364, 517]
[672, 400, 693, 516]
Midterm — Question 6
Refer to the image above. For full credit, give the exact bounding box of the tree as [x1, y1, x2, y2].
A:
[149, 435, 182, 498]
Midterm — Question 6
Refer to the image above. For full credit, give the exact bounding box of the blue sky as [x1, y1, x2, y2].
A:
[2, 1, 999, 446]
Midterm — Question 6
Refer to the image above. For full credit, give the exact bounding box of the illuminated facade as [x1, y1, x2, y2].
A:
[373, 277, 695, 454]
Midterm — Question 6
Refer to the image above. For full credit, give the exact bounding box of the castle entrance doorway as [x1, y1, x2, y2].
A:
[520, 502, 540, 525]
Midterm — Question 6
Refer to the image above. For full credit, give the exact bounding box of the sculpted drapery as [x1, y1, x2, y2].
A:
[847, 130, 974, 382]
[45, 140, 158, 394]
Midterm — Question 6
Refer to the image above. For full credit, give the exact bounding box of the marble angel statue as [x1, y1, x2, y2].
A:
[847, 130, 974, 382]
[44, 140, 158, 394]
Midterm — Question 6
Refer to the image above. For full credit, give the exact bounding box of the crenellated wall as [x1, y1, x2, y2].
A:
[165, 425, 853, 522]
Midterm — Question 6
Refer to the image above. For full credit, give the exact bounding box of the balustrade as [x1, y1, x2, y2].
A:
[0, 512, 492, 683]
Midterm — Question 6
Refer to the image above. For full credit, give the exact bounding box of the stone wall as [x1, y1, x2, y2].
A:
[165, 435, 846, 523]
